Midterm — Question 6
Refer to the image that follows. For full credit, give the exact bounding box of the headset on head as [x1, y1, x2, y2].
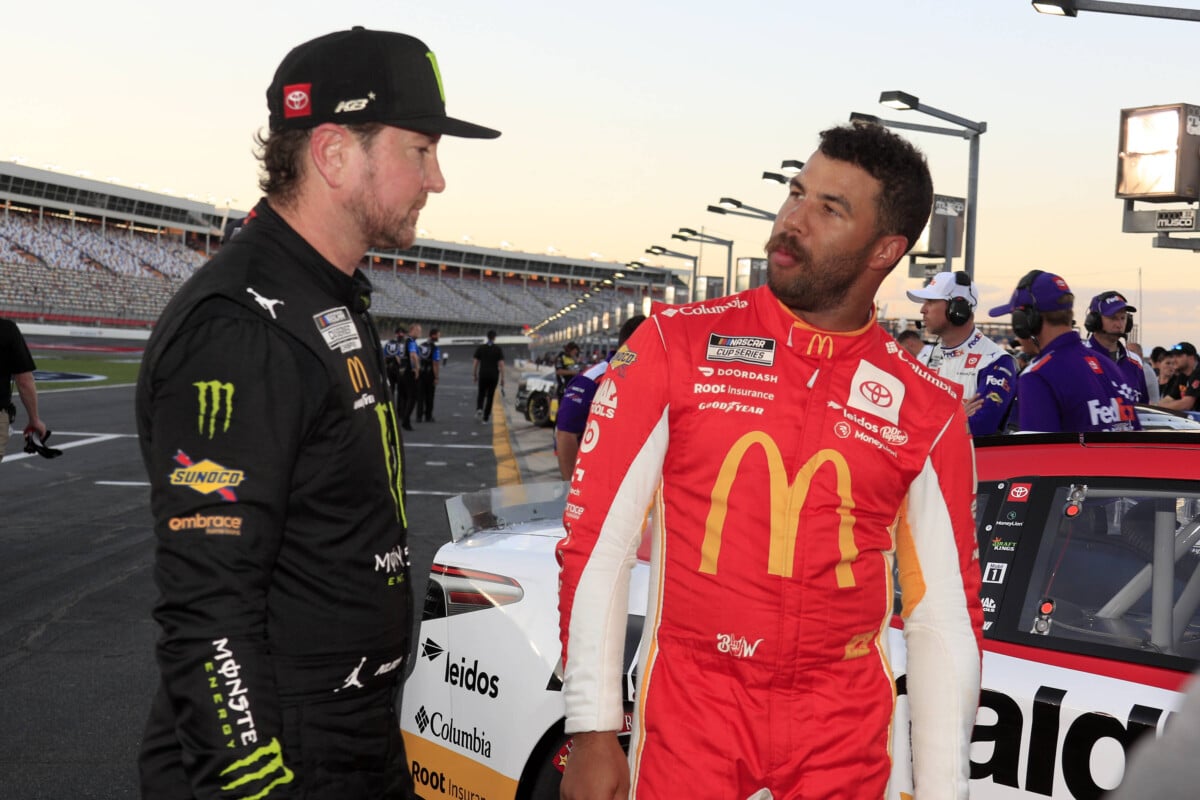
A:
[946, 271, 975, 327]
[1010, 269, 1044, 340]
[1083, 291, 1134, 335]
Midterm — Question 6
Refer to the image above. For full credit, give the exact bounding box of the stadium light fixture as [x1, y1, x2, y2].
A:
[1117, 103, 1200, 202]
[645, 245, 699, 300]
[871, 91, 986, 279]
[762, 171, 787, 184]
[673, 228, 734, 297]
[707, 197, 774, 222]
[780, 159, 805, 174]
[1032, 0, 1200, 21]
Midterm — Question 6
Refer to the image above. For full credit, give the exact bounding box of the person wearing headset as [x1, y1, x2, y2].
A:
[1082, 291, 1152, 404]
[989, 270, 1140, 433]
[907, 270, 1017, 435]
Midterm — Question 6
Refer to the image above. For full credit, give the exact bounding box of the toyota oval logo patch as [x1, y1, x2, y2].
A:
[283, 83, 312, 118]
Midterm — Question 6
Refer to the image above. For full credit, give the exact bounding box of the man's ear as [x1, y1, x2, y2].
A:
[308, 124, 351, 189]
[869, 234, 910, 273]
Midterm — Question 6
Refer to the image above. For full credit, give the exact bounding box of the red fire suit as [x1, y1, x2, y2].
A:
[557, 285, 983, 799]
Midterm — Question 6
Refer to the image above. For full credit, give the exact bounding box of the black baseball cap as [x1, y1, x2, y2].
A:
[1171, 342, 1197, 357]
[267, 27, 500, 139]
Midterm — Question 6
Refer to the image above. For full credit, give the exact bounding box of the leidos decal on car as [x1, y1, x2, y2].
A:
[423, 638, 502, 698]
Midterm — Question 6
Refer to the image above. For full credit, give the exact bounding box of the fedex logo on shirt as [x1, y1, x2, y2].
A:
[1088, 398, 1137, 427]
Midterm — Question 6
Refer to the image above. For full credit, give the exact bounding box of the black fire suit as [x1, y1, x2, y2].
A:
[136, 199, 413, 799]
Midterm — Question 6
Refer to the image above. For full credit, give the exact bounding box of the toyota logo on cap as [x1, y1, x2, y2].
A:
[283, 83, 312, 118]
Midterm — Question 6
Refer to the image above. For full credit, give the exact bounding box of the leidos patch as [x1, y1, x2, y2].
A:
[313, 307, 363, 353]
[170, 450, 244, 502]
[706, 334, 776, 367]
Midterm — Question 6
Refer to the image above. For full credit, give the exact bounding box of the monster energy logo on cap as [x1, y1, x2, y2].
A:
[195, 381, 235, 439]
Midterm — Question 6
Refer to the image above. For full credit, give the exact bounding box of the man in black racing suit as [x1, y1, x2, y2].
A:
[135, 27, 498, 799]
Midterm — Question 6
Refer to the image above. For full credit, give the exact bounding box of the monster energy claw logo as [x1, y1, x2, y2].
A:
[195, 380, 235, 439]
[219, 737, 294, 799]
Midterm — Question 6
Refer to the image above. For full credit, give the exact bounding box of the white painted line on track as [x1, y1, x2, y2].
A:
[2, 432, 133, 462]
[97, 481, 150, 486]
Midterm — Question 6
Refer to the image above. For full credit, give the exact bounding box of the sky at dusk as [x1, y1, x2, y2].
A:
[6, 0, 1200, 348]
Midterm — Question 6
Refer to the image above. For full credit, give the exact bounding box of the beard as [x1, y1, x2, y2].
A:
[764, 232, 871, 313]
[348, 157, 420, 251]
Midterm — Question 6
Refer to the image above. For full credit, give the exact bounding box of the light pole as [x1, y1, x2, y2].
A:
[706, 197, 775, 222]
[671, 229, 734, 297]
[1033, 0, 1200, 21]
[858, 92, 986, 279]
[646, 246, 699, 301]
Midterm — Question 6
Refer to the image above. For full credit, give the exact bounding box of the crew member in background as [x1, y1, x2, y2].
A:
[555, 315, 646, 480]
[1082, 290, 1150, 404]
[383, 326, 404, 405]
[1, 316, 50, 461]
[397, 322, 422, 430]
[1159, 341, 1200, 413]
[416, 327, 441, 422]
[472, 329, 505, 423]
[989, 270, 1140, 433]
[894, 327, 925, 359]
[906, 270, 1017, 435]
[554, 341, 582, 396]
[1125, 342, 1160, 404]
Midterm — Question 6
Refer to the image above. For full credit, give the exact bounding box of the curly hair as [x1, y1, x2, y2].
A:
[817, 122, 933, 252]
[254, 123, 387, 205]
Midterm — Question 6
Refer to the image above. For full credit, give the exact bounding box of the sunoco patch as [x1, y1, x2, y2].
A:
[706, 334, 776, 367]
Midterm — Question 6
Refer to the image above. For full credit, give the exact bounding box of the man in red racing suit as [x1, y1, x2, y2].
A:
[558, 124, 982, 800]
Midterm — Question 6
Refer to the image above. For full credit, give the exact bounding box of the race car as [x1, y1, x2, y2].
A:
[401, 432, 1200, 800]
[514, 373, 558, 428]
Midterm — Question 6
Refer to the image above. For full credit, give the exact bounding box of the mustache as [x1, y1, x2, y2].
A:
[764, 232, 807, 261]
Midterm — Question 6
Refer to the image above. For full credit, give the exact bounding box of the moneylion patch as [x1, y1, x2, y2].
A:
[170, 450, 244, 502]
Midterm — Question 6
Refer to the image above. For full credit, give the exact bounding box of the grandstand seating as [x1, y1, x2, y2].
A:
[0, 210, 609, 331]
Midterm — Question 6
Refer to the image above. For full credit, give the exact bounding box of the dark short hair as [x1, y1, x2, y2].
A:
[617, 315, 646, 347]
[486, 329, 496, 340]
[817, 122, 933, 252]
[255, 122, 386, 205]
[1150, 345, 1169, 362]
[896, 329, 922, 343]
[565, 341, 579, 352]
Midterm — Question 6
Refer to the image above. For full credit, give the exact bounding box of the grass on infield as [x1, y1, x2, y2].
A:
[31, 349, 143, 389]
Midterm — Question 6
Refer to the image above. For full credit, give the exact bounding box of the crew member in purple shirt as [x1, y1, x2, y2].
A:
[1082, 290, 1150, 404]
[989, 270, 1140, 433]
[555, 315, 645, 480]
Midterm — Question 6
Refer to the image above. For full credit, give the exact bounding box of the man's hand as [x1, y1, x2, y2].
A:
[560, 731, 628, 800]
[963, 394, 983, 418]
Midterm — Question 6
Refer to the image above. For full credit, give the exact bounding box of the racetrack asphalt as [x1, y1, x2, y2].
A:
[0, 351, 560, 799]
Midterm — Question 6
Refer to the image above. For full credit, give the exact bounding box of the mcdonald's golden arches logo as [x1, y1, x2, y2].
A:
[347, 356, 371, 393]
[805, 333, 835, 359]
[700, 432, 859, 587]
